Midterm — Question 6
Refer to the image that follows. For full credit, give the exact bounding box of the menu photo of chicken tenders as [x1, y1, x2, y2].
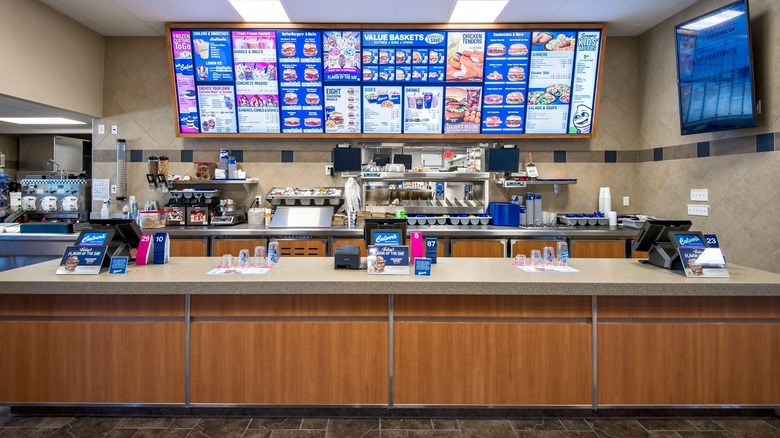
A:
[445, 32, 485, 82]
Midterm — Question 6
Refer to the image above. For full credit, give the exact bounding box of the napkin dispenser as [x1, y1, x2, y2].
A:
[335, 245, 361, 270]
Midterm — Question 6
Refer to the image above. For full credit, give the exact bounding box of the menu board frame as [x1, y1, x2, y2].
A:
[166, 23, 607, 139]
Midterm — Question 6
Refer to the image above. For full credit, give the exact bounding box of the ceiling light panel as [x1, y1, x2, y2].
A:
[229, 0, 290, 22]
[0, 118, 87, 125]
[449, 0, 507, 23]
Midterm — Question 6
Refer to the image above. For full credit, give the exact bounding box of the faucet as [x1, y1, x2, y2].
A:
[47, 159, 65, 179]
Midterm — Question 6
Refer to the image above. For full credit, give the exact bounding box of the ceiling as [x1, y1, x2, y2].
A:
[1, 0, 701, 136]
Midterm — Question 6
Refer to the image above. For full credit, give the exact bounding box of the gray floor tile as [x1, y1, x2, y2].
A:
[639, 420, 696, 431]
[324, 419, 379, 438]
[586, 419, 651, 438]
[300, 419, 328, 430]
[33, 419, 74, 430]
[510, 420, 565, 431]
[267, 431, 325, 438]
[0, 428, 59, 438]
[48, 417, 124, 437]
[130, 430, 190, 438]
[381, 431, 409, 438]
[116, 418, 174, 429]
[103, 431, 138, 438]
[713, 419, 780, 438]
[432, 420, 459, 430]
[249, 419, 302, 430]
[0, 418, 47, 428]
[407, 431, 463, 438]
[382, 419, 433, 430]
[559, 420, 593, 432]
[189, 418, 252, 438]
[170, 418, 201, 429]
[675, 432, 734, 438]
[0, 408, 10, 417]
[242, 431, 272, 438]
[686, 420, 724, 431]
[459, 419, 515, 438]
[647, 432, 682, 438]
[515, 432, 598, 438]
[765, 419, 780, 431]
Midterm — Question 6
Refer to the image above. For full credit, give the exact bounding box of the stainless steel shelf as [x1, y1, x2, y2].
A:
[170, 179, 258, 186]
[361, 172, 490, 182]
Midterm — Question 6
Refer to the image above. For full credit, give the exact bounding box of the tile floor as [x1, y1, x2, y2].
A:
[1, 407, 779, 438]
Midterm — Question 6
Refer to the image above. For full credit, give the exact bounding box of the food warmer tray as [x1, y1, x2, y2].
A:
[265, 187, 343, 206]
[399, 198, 484, 215]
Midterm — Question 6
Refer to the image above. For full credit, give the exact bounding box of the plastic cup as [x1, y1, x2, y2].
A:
[556, 241, 569, 266]
[220, 254, 234, 268]
[238, 249, 250, 268]
[515, 254, 527, 266]
[543, 246, 555, 265]
[530, 249, 542, 266]
[253, 246, 267, 267]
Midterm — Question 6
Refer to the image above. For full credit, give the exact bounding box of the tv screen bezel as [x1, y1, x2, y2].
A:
[674, 0, 757, 136]
[333, 147, 363, 172]
[486, 147, 520, 173]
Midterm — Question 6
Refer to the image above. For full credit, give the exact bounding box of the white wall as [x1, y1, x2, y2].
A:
[0, 0, 105, 117]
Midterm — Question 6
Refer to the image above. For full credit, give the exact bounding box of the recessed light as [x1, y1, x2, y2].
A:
[449, 0, 508, 23]
[0, 117, 87, 125]
[229, 0, 290, 22]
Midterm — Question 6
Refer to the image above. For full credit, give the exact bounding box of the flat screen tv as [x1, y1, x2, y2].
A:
[486, 147, 519, 173]
[333, 147, 362, 172]
[675, 0, 757, 135]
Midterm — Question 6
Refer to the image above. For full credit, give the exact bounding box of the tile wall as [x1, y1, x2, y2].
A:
[0, 135, 19, 180]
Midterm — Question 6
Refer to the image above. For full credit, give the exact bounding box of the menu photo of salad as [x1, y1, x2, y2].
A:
[443, 86, 482, 134]
[363, 86, 402, 134]
[445, 31, 485, 82]
[197, 85, 238, 133]
[403, 86, 443, 134]
[323, 31, 361, 82]
[324, 86, 361, 133]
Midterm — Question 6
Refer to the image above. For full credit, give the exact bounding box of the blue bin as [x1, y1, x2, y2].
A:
[489, 202, 520, 226]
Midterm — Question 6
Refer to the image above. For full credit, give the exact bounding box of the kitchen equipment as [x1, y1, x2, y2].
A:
[268, 206, 333, 228]
[211, 201, 246, 226]
[361, 172, 489, 215]
[265, 187, 343, 207]
[19, 178, 91, 222]
[335, 245, 361, 269]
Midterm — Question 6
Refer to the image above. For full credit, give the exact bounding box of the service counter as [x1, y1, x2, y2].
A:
[1, 257, 779, 409]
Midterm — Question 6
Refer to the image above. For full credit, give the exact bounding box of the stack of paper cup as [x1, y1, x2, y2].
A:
[608, 211, 618, 226]
[598, 187, 611, 213]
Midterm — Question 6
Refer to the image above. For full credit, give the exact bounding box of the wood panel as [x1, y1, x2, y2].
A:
[511, 240, 561, 258]
[191, 294, 388, 317]
[169, 238, 208, 257]
[570, 240, 626, 258]
[599, 296, 780, 319]
[278, 239, 326, 257]
[333, 239, 367, 257]
[0, 295, 184, 317]
[191, 321, 388, 404]
[451, 240, 505, 258]
[395, 322, 592, 405]
[632, 249, 649, 259]
[0, 322, 185, 403]
[598, 323, 780, 405]
[395, 295, 591, 318]
[213, 239, 266, 257]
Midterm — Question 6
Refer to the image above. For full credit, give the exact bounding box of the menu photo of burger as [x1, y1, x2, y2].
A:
[282, 67, 298, 82]
[303, 67, 319, 82]
[486, 43, 506, 57]
[302, 42, 318, 58]
[507, 66, 526, 82]
[444, 87, 481, 133]
[283, 91, 298, 105]
[281, 42, 296, 57]
[304, 92, 320, 106]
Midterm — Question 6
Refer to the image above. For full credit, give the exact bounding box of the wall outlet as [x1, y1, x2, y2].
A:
[687, 204, 709, 216]
[325, 165, 333, 175]
[111, 125, 118, 135]
[255, 195, 263, 206]
[623, 196, 630, 206]
[690, 188, 708, 201]
[110, 184, 117, 194]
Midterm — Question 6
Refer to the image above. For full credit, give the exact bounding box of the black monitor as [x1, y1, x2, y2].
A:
[89, 218, 143, 262]
[393, 154, 412, 170]
[632, 219, 692, 269]
[363, 218, 407, 247]
[333, 147, 362, 172]
[372, 153, 390, 167]
[486, 148, 519, 173]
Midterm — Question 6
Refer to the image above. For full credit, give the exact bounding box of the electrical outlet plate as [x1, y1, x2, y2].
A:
[255, 195, 263, 205]
[325, 165, 333, 175]
[687, 204, 709, 216]
[690, 189, 708, 201]
[110, 184, 117, 194]
[623, 196, 630, 206]
[111, 125, 118, 135]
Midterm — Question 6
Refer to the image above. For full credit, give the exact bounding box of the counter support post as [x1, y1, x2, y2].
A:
[592, 295, 598, 410]
[184, 294, 191, 406]
[388, 294, 395, 408]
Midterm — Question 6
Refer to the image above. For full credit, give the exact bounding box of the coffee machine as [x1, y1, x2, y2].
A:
[19, 178, 91, 222]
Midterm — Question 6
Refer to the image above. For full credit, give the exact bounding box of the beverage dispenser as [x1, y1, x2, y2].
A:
[19, 178, 91, 222]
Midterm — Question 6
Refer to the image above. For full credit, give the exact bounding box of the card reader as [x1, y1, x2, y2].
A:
[334, 245, 361, 269]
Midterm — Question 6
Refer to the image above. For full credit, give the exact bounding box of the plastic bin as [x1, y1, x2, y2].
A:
[489, 202, 520, 227]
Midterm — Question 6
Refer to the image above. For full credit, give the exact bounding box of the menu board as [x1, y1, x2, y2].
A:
[233, 30, 280, 133]
[168, 25, 604, 137]
[324, 86, 361, 133]
[363, 86, 402, 134]
[403, 86, 443, 134]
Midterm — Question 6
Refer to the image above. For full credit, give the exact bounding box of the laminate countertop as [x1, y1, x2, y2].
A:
[1, 257, 778, 296]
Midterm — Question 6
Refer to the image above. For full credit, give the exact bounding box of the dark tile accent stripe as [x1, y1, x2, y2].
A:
[756, 133, 775, 152]
[130, 150, 143, 163]
[697, 141, 710, 158]
[180, 149, 193, 163]
[231, 150, 244, 162]
[604, 150, 617, 163]
[653, 147, 663, 162]
[553, 150, 566, 163]
[281, 150, 294, 163]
